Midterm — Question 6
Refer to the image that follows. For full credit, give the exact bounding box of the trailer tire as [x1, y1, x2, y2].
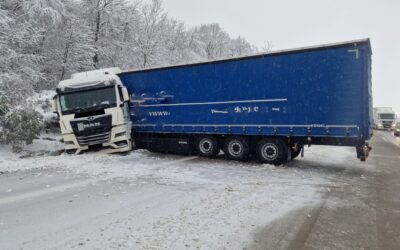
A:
[196, 136, 220, 157]
[256, 138, 287, 165]
[223, 137, 249, 161]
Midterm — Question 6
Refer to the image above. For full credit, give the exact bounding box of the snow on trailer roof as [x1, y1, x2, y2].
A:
[119, 38, 371, 75]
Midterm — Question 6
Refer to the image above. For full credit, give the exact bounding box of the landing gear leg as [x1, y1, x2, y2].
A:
[356, 143, 372, 162]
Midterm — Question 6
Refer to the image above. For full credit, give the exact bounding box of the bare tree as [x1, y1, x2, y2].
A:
[80, 0, 126, 68]
[59, 18, 95, 81]
[193, 24, 232, 59]
[228, 36, 254, 57]
[261, 41, 274, 52]
[130, 0, 168, 68]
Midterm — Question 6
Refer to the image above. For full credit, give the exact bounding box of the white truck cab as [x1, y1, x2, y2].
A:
[373, 107, 396, 130]
[52, 68, 133, 154]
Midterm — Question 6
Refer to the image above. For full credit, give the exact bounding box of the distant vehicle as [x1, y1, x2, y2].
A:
[53, 39, 373, 163]
[394, 122, 400, 136]
[373, 107, 396, 130]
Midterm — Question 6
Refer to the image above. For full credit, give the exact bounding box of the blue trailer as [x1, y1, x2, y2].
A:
[118, 39, 373, 164]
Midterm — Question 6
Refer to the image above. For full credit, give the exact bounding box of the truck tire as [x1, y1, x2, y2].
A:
[256, 138, 287, 165]
[223, 137, 249, 161]
[196, 136, 220, 157]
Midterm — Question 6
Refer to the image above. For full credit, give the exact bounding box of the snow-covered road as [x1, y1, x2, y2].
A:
[0, 134, 377, 249]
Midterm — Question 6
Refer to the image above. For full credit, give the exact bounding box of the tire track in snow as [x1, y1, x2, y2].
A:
[380, 131, 400, 149]
[0, 180, 94, 206]
[156, 156, 199, 167]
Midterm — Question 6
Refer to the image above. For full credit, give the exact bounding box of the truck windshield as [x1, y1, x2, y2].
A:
[59, 86, 117, 115]
[379, 113, 395, 119]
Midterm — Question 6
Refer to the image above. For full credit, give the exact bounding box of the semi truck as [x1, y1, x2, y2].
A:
[52, 39, 373, 164]
[373, 107, 396, 130]
[53, 68, 133, 154]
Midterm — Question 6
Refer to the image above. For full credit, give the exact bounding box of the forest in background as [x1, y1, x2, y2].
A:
[1, 0, 258, 105]
[0, 0, 260, 150]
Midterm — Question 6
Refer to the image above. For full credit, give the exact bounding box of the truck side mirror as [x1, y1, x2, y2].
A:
[51, 97, 58, 113]
[122, 87, 130, 102]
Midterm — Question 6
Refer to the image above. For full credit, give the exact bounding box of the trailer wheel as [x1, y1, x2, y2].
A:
[256, 138, 287, 165]
[196, 136, 220, 157]
[223, 137, 249, 161]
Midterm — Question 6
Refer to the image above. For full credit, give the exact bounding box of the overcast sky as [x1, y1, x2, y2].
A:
[157, 0, 400, 114]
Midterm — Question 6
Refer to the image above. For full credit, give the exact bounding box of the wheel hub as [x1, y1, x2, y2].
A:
[200, 139, 212, 153]
[262, 143, 278, 160]
[229, 142, 243, 156]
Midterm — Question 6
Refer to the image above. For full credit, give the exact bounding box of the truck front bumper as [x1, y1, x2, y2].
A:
[63, 123, 132, 154]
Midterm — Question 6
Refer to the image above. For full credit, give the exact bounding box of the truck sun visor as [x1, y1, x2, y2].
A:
[56, 79, 117, 94]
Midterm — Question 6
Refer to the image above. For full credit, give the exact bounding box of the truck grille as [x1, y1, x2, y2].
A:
[77, 131, 111, 146]
[382, 121, 393, 128]
[70, 114, 113, 146]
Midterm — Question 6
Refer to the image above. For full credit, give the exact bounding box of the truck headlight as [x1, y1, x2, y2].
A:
[378, 123, 383, 128]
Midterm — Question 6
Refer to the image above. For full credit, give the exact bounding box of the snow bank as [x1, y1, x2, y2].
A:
[0, 133, 63, 166]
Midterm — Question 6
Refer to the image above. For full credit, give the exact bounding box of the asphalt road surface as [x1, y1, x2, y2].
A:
[252, 130, 400, 250]
[0, 130, 399, 249]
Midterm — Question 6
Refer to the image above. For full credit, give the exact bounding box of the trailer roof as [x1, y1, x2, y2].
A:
[119, 38, 371, 75]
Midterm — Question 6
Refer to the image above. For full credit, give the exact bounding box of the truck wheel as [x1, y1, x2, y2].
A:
[256, 138, 287, 165]
[223, 137, 249, 161]
[196, 136, 220, 157]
